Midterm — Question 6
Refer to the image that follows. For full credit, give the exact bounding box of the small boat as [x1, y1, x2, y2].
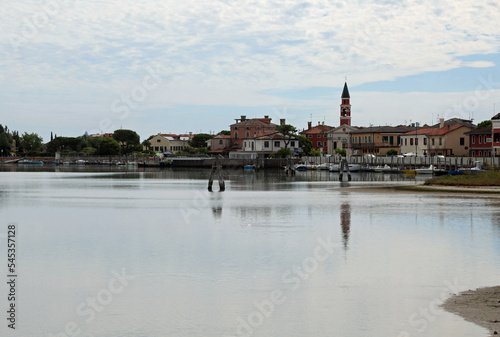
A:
[294, 164, 309, 171]
[315, 163, 330, 170]
[415, 165, 445, 175]
[18, 160, 43, 165]
[329, 164, 360, 172]
[243, 165, 255, 170]
[458, 161, 486, 175]
[76, 160, 87, 165]
[373, 164, 391, 173]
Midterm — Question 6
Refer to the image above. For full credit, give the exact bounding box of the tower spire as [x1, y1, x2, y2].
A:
[340, 82, 351, 126]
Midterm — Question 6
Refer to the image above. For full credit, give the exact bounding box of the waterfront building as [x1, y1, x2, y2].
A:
[492, 114, 500, 157]
[229, 116, 277, 150]
[240, 131, 300, 156]
[465, 127, 492, 157]
[350, 125, 413, 156]
[300, 121, 333, 154]
[147, 134, 192, 153]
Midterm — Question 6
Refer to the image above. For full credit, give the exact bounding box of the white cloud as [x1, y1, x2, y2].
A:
[1, 0, 499, 138]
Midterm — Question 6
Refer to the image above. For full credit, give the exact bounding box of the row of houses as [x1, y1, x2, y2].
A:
[139, 82, 500, 158]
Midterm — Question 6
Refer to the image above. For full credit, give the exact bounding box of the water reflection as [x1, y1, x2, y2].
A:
[340, 202, 351, 251]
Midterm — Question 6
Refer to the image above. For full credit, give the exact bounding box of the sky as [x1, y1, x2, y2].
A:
[1, 0, 500, 142]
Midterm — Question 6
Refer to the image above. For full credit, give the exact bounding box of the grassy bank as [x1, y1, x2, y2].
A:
[424, 171, 500, 186]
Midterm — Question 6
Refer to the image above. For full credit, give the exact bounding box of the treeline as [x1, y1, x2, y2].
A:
[0, 126, 144, 156]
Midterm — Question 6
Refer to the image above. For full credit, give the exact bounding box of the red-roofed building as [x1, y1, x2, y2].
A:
[465, 127, 492, 157]
[207, 134, 232, 153]
[492, 114, 500, 157]
[300, 121, 333, 153]
[230, 115, 277, 150]
[400, 119, 473, 156]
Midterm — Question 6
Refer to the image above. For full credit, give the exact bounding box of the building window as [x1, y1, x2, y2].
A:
[494, 133, 500, 142]
[439, 138, 442, 145]
[244, 142, 246, 147]
[246, 132, 249, 138]
[219, 140, 223, 145]
[157, 139, 161, 142]
[405, 138, 407, 146]
[155, 146, 159, 151]
[424, 138, 427, 145]
[274, 141, 280, 147]
[235, 132, 238, 139]
[479, 136, 482, 144]
[484, 135, 487, 143]
[410, 138, 413, 146]
[264, 141, 269, 148]
[290, 141, 295, 147]
[382, 136, 388, 143]
[246, 126, 250, 130]
[479, 150, 482, 156]
[234, 126, 238, 130]
[432, 138, 435, 146]
[460, 137, 464, 146]
[317, 141, 322, 147]
[415, 138, 418, 146]
[308, 135, 312, 138]
[472, 136, 475, 144]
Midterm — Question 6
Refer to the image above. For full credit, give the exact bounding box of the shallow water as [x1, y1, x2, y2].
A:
[0, 166, 498, 336]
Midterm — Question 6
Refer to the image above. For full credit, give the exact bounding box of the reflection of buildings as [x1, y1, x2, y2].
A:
[340, 203, 351, 250]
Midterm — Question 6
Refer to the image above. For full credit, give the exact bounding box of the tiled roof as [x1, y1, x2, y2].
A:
[244, 131, 297, 140]
[464, 127, 492, 135]
[350, 126, 413, 134]
[401, 124, 464, 136]
[492, 113, 500, 120]
[230, 118, 277, 127]
[300, 125, 333, 135]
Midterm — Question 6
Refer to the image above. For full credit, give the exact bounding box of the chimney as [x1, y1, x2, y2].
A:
[280, 119, 285, 125]
[308, 121, 312, 130]
[439, 118, 444, 128]
[318, 121, 320, 126]
[241, 115, 246, 122]
[264, 115, 269, 119]
[322, 121, 324, 126]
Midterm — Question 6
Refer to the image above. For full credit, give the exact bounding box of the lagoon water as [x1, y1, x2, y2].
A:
[0, 166, 499, 337]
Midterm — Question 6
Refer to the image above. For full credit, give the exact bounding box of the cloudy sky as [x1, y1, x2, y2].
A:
[1, 0, 500, 141]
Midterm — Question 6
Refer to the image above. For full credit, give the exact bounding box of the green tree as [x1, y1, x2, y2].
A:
[387, 149, 398, 156]
[477, 120, 492, 129]
[113, 129, 140, 154]
[219, 130, 231, 136]
[310, 148, 321, 156]
[93, 137, 121, 155]
[298, 135, 313, 155]
[334, 148, 346, 156]
[276, 147, 291, 158]
[0, 125, 13, 156]
[275, 124, 297, 148]
[189, 134, 213, 148]
[20, 132, 43, 154]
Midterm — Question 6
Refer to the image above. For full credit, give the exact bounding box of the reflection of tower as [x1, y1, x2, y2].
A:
[340, 82, 351, 126]
[340, 203, 351, 250]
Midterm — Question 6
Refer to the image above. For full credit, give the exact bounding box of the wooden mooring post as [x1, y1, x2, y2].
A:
[208, 161, 225, 191]
[339, 159, 351, 181]
[285, 157, 295, 175]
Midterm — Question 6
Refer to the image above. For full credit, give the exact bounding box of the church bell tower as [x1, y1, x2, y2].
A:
[340, 82, 351, 126]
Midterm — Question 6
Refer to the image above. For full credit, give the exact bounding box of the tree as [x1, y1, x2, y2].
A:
[298, 135, 313, 155]
[142, 139, 151, 150]
[0, 125, 12, 156]
[20, 132, 43, 154]
[275, 124, 297, 148]
[477, 120, 492, 129]
[276, 148, 291, 158]
[189, 134, 213, 148]
[334, 148, 346, 156]
[113, 129, 140, 154]
[219, 130, 231, 136]
[387, 149, 398, 156]
[94, 137, 121, 155]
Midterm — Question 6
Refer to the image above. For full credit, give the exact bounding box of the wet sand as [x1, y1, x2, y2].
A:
[442, 286, 500, 336]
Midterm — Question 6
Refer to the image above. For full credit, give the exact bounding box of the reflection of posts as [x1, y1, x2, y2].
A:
[340, 203, 351, 250]
[208, 161, 225, 191]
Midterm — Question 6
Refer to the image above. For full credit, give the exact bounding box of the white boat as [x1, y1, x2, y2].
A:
[329, 164, 360, 172]
[458, 161, 486, 175]
[316, 163, 330, 170]
[416, 165, 445, 175]
[373, 164, 391, 173]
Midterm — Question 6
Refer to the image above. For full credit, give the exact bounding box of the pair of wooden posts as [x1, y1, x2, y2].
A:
[339, 158, 351, 181]
[208, 161, 225, 191]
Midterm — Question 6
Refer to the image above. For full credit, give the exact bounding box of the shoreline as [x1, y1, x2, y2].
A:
[339, 184, 500, 196]
[442, 286, 500, 336]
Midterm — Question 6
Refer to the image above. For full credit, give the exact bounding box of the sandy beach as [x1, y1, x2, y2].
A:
[442, 286, 500, 336]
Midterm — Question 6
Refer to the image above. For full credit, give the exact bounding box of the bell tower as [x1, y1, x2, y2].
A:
[340, 82, 351, 126]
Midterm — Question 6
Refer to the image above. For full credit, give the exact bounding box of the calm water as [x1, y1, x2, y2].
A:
[0, 166, 499, 337]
